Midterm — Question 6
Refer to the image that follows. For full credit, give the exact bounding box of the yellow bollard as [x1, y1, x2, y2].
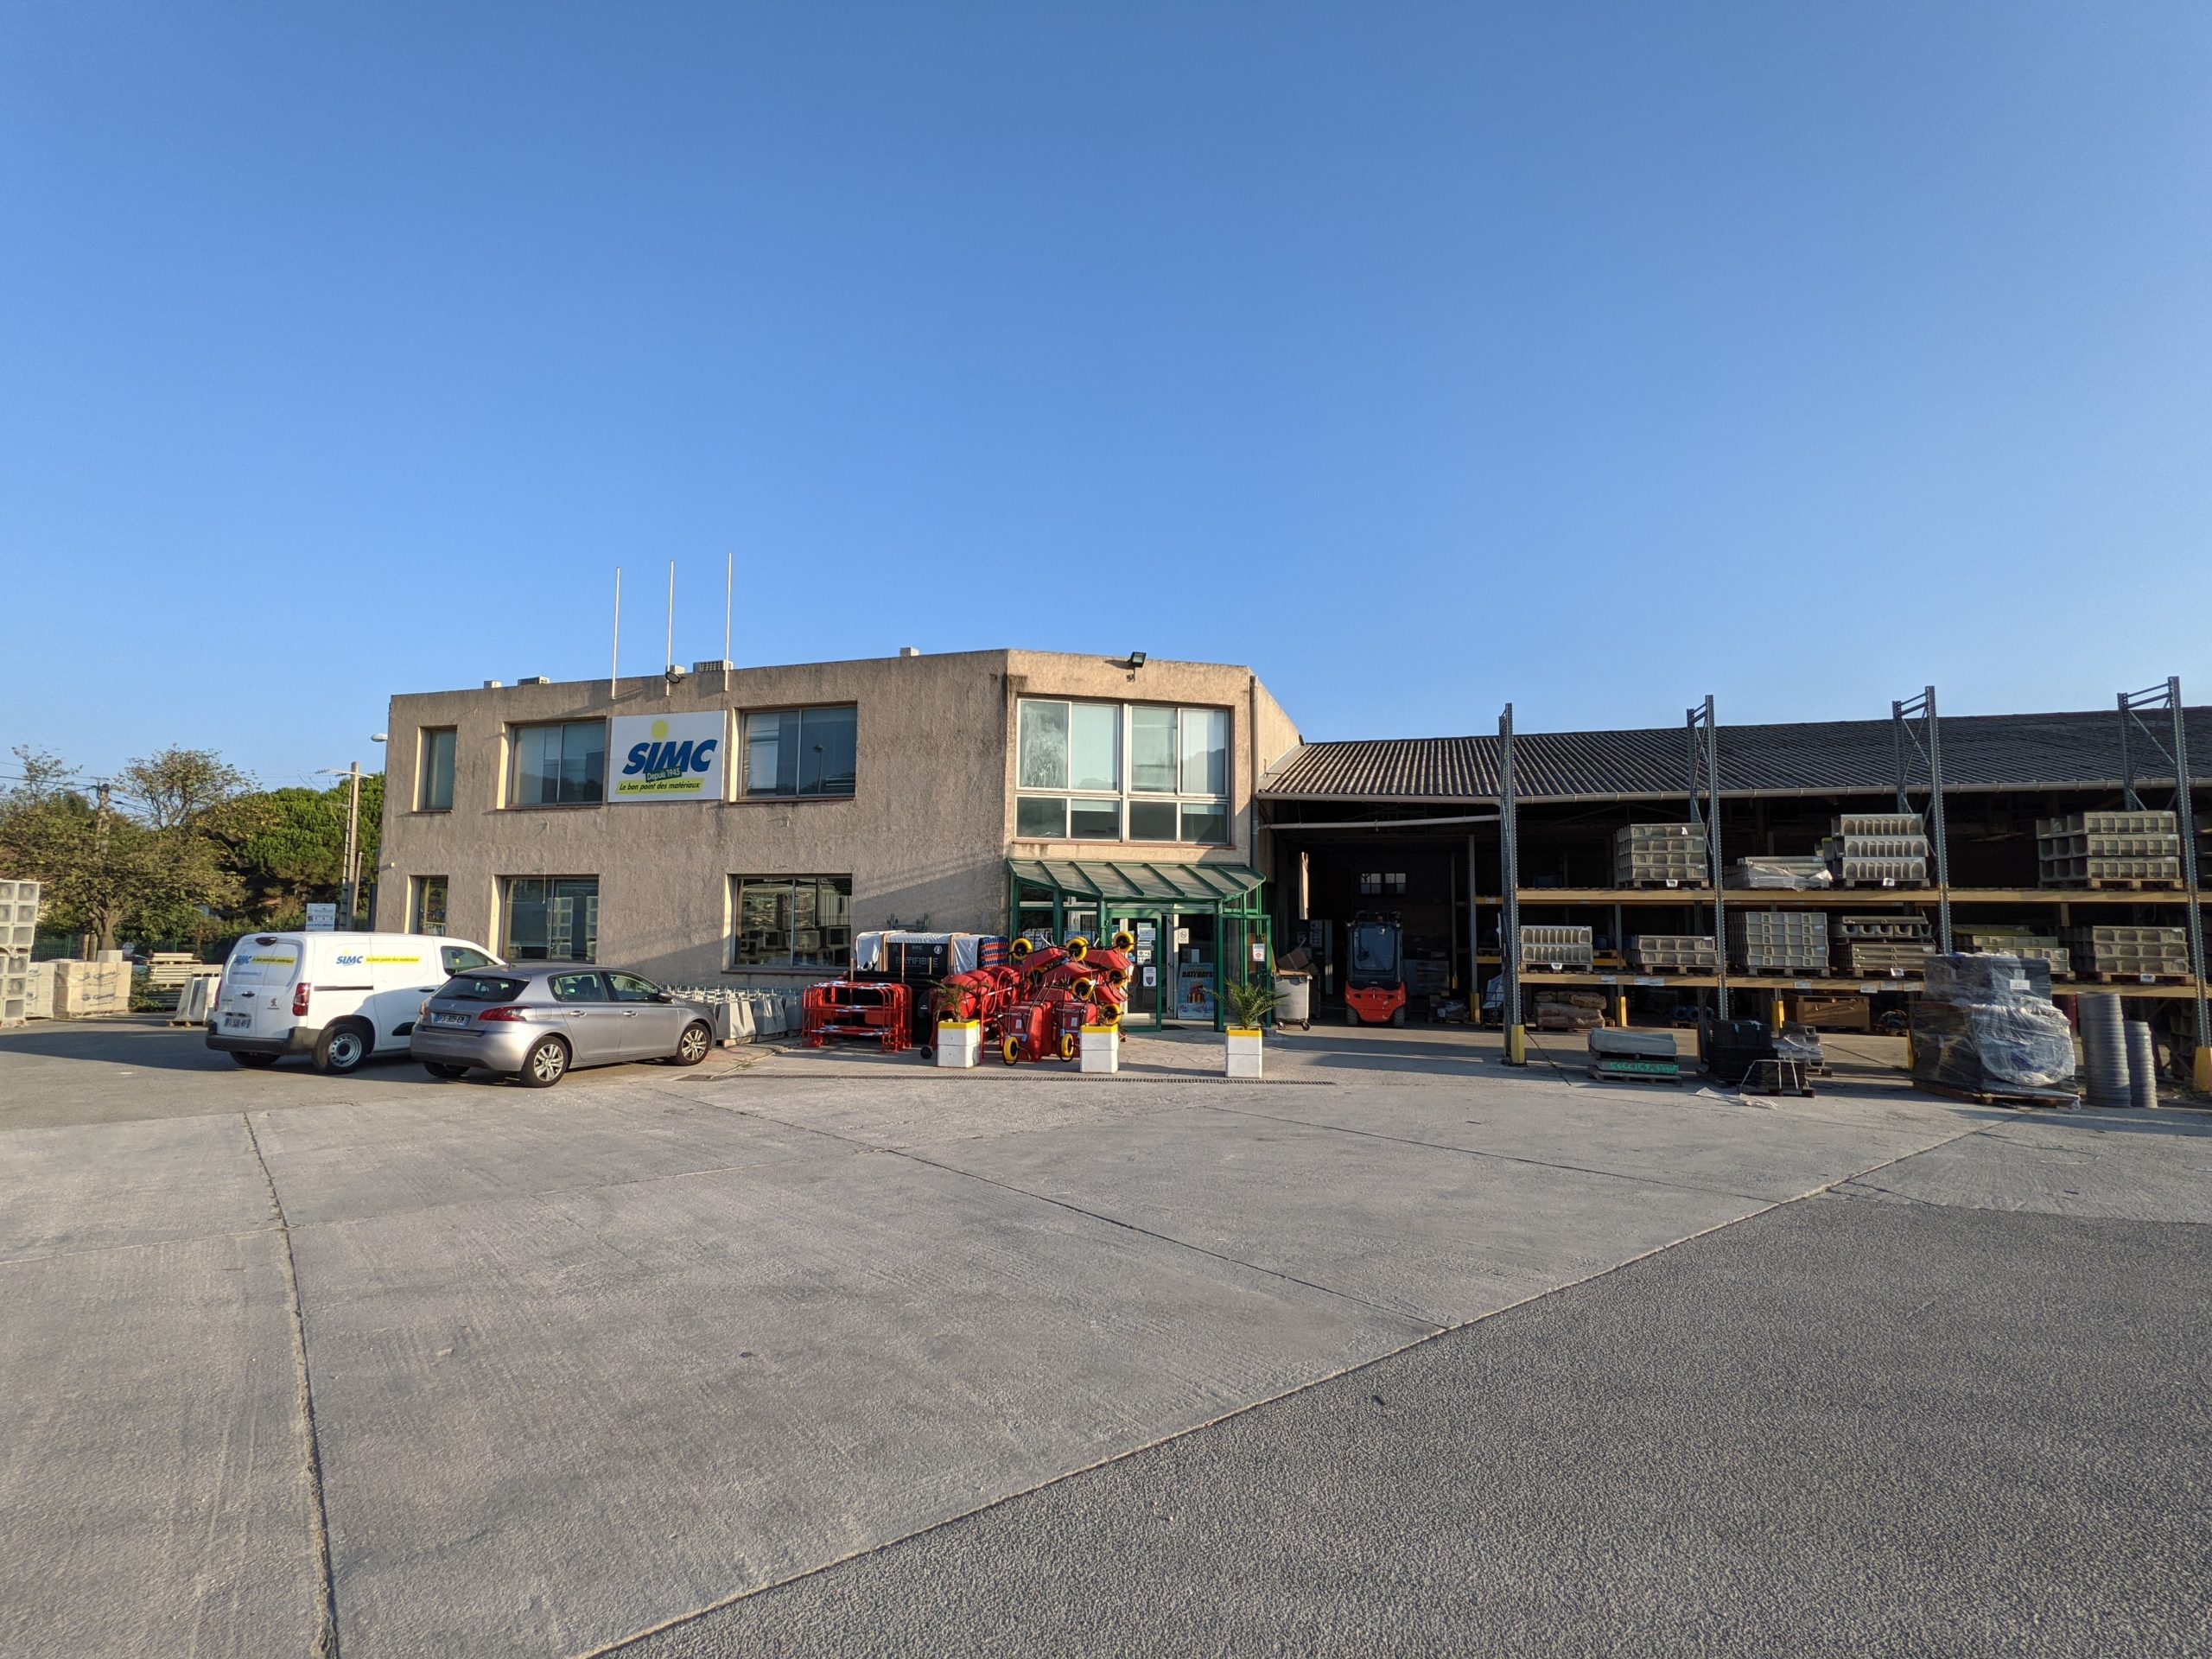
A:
[2196, 1046, 2211, 1095]
[1770, 993, 1786, 1032]
[1613, 991, 1628, 1029]
[1505, 1023, 1528, 1065]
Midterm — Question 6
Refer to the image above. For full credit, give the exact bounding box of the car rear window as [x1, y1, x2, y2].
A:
[439, 975, 525, 1003]
[226, 938, 302, 987]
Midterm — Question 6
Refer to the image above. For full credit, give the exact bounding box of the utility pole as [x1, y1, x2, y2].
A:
[90, 779, 113, 957]
[339, 761, 362, 928]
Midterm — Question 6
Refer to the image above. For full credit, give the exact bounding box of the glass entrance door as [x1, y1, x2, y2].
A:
[1106, 911, 1164, 1027]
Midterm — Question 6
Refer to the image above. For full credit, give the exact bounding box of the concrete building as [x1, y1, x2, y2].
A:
[375, 649, 1300, 1018]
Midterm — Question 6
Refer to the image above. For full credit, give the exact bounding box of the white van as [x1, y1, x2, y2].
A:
[207, 931, 503, 1074]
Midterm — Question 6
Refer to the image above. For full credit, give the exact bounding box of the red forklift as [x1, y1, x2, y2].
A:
[1343, 912, 1407, 1027]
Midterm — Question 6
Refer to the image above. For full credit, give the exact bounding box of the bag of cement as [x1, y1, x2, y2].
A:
[1913, 955, 2075, 1094]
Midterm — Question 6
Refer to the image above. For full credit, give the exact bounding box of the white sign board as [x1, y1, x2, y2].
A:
[304, 903, 337, 932]
[609, 712, 727, 803]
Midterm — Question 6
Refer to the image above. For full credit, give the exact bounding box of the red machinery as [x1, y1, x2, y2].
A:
[976, 933, 1133, 1064]
[801, 980, 913, 1052]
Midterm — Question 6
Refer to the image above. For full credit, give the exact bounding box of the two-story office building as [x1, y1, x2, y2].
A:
[373, 648, 1302, 1022]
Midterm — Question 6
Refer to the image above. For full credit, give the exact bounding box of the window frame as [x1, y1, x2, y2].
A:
[1014, 698, 1233, 846]
[507, 720, 608, 807]
[410, 875, 449, 937]
[500, 875, 601, 963]
[416, 728, 457, 812]
[727, 874, 855, 969]
[740, 704, 859, 800]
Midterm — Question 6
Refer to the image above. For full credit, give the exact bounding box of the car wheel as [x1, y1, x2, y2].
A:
[1390, 1007, 1406, 1028]
[671, 1021, 711, 1066]
[518, 1036, 569, 1088]
[423, 1061, 470, 1080]
[231, 1051, 279, 1069]
[313, 1022, 371, 1075]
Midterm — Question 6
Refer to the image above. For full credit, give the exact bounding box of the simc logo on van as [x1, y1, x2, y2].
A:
[335, 953, 365, 966]
[609, 712, 727, 802]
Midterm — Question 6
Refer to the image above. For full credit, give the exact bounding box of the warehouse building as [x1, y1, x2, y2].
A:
[377, 648, 2208, 1033]
[375, 649, 1300, 1023]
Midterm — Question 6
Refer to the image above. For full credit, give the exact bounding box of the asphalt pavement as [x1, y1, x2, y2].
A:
[621, 1192, 2212, 1659]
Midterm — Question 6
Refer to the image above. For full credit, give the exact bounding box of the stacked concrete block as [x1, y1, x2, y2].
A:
[50, 959, 130, 1018]
[2060, 925, 2190, 982]
[0, 880, 37, 1027]
[1843, 941, 1935, 976]
[2036, 810, 2183, 887]
[1519, 925, 1594, 969]
[1821, 814, 1929, 887]
[1626, 934, 1718, 974]
[1958, 928, 2070, 979]
[1728, 910, 1830, 975]
[1611, 823, 1709, 887]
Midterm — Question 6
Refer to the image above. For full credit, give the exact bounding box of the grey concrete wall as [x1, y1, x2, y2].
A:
[377, 649, 1302, 983]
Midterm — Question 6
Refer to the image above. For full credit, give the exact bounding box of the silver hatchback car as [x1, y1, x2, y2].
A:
[410, 963, 714, 1086]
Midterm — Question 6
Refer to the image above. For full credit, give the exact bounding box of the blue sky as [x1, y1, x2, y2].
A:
[3, 3, 2208, 786]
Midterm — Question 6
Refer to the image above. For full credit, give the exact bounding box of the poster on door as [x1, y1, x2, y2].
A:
[610, 712, 727, 801]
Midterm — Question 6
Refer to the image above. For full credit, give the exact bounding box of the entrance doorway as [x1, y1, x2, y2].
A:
[1105, 910, 1164, 1027]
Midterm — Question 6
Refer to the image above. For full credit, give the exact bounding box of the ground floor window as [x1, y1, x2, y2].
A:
[504, 876, 599, 962]
[411, 876, 449, 936]
[730, 874, 852, 968]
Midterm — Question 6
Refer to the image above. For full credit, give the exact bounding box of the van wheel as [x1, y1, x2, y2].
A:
[518, 1036, 569, 1088]
[231, 1052, 280, 1069]
[313, 1022, 372, 1075]
[423, 1062, 470, 1080]
[671, 1022, 711, 1066]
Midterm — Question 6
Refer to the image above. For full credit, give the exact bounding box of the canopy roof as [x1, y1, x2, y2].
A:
[1007, 858, 1266, 910]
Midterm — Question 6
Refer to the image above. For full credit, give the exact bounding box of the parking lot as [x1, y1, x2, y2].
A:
[3, 1018, 2209, 1658]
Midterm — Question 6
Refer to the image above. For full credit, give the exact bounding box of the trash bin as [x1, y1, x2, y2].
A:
[1274, 969, 1312, 1030]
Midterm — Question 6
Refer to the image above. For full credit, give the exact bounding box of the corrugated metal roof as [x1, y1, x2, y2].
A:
[1258, 708, 2212, 804]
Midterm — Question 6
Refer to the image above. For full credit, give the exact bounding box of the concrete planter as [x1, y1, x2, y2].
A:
[1079, 1024, 1121, 1073]
[1225, 1027, 1263, 1079]
[935, 1020, 982, 1069]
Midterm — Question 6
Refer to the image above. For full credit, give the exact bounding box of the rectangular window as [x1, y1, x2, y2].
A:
[730, 875, 853, 967]
[1014, 700, 1231, 845]
[503, 876, 599, 961]
[1357, 872, 1408, 896]
[417, 728, 456, 811]
[410, 876, 449, 936]
[743, 706, 857, 798]
[510, 721, 607, 806]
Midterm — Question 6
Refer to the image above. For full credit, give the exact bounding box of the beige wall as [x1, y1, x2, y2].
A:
[376, 648, 1302, 984]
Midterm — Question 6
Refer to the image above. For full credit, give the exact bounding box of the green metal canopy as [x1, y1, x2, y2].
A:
[1005, 858, 1267, 910]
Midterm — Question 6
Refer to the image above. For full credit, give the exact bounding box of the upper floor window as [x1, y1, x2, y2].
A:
[511, 721, 606, 806]
[417, 728, 456, 811]
[744, 706, 857, 798]
[1016, 700, 1230, 844]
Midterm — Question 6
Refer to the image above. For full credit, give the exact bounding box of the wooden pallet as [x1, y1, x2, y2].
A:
[2078, 969, 2191, 984]
[1912, 1079, 2079, 1109]
[1832, 879, 1931, 890]
[2040, 878, 2184, 892]
[1613, 879, 1710, 891]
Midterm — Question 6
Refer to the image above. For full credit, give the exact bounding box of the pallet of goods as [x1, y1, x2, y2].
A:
[1790, 994, 1871, 1032]
[1520, 925, 1594, 970]
[2035, 810, 2183, 888]
[1910, 955, 2076, 1106]
[2060, 925, 2191, 983]
[1534, 989, 1605, 1031]
[51, 958, 130, 1018]
[1611, 823, 1709, 888]
[1821, 814, 1929, 888]
[1626, 935, 1718, 974]
[1726, 856, 1833, 890]
[1727, 910, 1829, 975]
[1957, 927, 2070, 980]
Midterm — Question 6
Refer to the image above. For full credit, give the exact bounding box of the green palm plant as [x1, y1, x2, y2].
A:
[1221, 977, 1278, 1030]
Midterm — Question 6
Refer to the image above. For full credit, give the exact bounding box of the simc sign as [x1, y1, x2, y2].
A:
[609, 712, 727, 803]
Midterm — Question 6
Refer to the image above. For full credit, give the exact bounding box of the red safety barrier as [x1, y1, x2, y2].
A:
[802, 980, 912, 1052]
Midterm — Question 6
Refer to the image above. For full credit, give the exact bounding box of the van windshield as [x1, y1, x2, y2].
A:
[226, 938, 302, 987]
[439, 975, 525, 1004]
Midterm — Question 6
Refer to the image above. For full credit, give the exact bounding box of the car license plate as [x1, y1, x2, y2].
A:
[223, 1013, 252, 1029]
[429, 1011, 472, 1028]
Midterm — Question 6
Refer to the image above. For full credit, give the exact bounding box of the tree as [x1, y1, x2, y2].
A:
[118, 748, 256, 833]
[229, 774, 384, 923]
[0, 746, 247, 951]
